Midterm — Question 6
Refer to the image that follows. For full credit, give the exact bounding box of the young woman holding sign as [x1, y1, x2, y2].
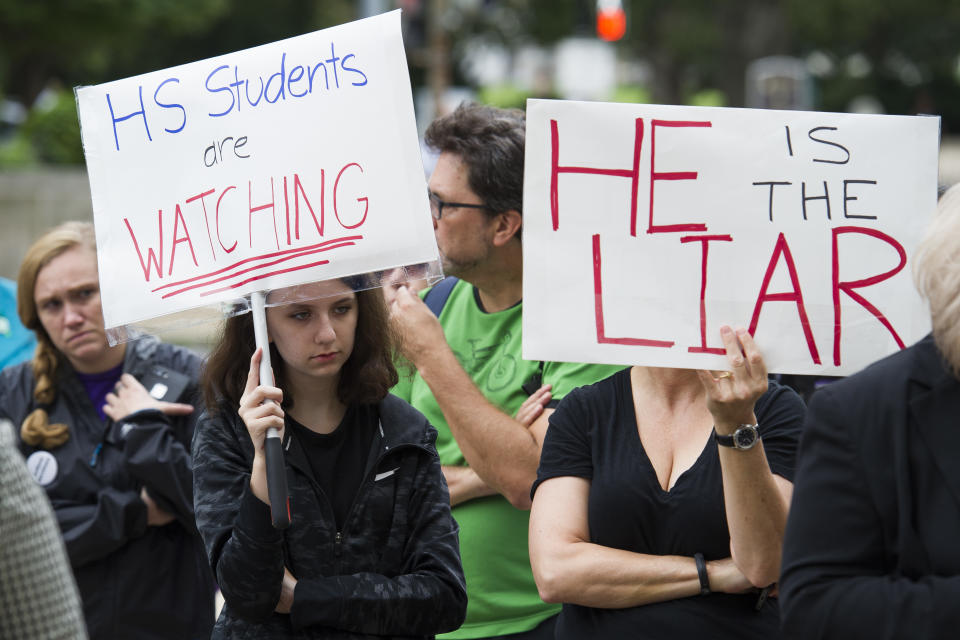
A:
[192, 276, 467, 639]
[0, 221, 215, 640]
[528, 327, 804, 638]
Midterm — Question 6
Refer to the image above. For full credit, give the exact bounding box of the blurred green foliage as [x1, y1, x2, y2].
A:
[784, 0, 960, 119]
[478, 84, 534, 109]
[688, 89, 726, 108]
[611, 86, 652, 104]
[1, 0, 959, 166]
[0, 0, 356, 166]
[15, 89, 84, 165]
[0, 131, 36, 167]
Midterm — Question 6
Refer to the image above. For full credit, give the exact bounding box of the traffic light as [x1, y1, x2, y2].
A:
[596, 0, 626, 42]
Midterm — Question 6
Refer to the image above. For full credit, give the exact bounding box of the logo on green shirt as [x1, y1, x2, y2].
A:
[453, 332, 519, 393]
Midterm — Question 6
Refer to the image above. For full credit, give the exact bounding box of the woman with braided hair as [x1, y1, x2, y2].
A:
[0, 221, 215, 639]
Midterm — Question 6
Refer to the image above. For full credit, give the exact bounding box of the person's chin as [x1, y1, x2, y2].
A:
[440, 257, 466, 279]
[66, 338, 110, 363]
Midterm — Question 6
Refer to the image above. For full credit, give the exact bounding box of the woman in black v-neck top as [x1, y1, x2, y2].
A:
[529, 327, 804, 639]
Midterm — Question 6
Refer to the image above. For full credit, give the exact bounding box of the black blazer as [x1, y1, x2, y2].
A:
[780, 334, 960, 639]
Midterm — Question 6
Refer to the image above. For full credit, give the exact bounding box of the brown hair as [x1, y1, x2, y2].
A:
[17, 221, 98, 449]
[425, 102, 526, 218]
[202, 277, 399, 412]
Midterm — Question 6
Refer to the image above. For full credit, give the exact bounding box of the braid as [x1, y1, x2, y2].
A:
[20, 338, 70, 449]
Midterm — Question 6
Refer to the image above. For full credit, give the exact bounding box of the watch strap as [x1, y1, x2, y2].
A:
[713, 429, 736, 448]
[694, 552, 710, 596]
[714, 424, 760, 450]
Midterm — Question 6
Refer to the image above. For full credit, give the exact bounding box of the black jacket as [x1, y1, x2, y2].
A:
[0, 336, 215, 640]
[780, 335, 960, 638]
[192, 393, 467, 639]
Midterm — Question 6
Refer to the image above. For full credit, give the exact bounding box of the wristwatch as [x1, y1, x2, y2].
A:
[714, 424, 760, 450]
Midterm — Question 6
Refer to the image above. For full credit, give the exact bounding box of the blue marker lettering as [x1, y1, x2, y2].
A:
[106, 85, 152, 151]
[308, 61, 330, 92]
[206, 65, 235, 118]
[229, 66, 244, 112]
[326, 42, 341, 89]
[287, 64, 306, 97]
[341, 54, 368, 87]
[265, 53, 287, 104]
[245, 77, 265, 107]
[154, 77, 186, 134]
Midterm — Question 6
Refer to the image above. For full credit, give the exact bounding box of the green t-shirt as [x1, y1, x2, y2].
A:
[392, 280, 623, 638]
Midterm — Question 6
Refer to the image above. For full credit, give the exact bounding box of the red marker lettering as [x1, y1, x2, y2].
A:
[648, 119, 711, 235]
[831, 226, 907, 366]
[294, 171, 323, 239]
[681, 234, 733, 354]
[124, 211, 164, 282]
[248, 177, 279, 251]
[185, 189, 217, 260]
[550, 118, 643, 235]
[592, 234, 674, 348]
[168, 204, 199, 275]
[283, 176, 291, 245]
[333, 163, 367, 229]
[748, 232, 821, 364]
[215, 186, 238, 253]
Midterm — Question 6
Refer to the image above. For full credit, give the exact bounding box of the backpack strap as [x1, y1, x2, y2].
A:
[423, 276, 459, 317]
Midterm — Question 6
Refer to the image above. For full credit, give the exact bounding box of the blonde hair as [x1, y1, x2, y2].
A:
[913, 184, 960, 377]
[17, 221, 98, 449]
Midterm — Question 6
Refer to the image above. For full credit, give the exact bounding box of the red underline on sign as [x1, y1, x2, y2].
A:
[152, 236, 363, 293]
[199, 258, 332, 297]
[161, 241, 356, 299]
[153, 236, 363, 299]
[161, 241, 358, 299]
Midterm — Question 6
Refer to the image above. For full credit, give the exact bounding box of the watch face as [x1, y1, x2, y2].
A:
[733, 425, 759, 449]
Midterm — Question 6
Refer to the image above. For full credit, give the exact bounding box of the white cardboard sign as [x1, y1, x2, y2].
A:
[76, 11, 437, 331]
[523, 99, 939, 375]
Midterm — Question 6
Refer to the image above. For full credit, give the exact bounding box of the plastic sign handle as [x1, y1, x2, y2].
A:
[251, 291, 291, 530]
[264, 430, 291, 529]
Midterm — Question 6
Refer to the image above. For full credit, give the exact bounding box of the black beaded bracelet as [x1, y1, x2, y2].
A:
[694, 552, 710, 596]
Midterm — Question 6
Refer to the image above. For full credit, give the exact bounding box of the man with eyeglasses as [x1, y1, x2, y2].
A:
[389, 102, 622, 640]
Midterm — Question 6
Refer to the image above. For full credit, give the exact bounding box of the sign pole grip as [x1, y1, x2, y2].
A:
[250, 291, 291, 530]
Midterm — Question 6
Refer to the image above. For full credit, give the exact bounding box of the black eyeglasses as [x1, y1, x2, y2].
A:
[428, 191, 489, 220]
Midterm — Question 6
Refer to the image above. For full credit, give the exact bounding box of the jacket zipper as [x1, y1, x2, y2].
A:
[333, 442, 431, 574]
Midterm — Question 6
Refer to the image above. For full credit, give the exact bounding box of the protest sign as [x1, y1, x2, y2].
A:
[76, 10, 437, 336]
[523, 99, 939, 375]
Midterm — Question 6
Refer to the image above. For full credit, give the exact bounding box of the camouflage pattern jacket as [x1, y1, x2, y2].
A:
[193, 393, 467, 639]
